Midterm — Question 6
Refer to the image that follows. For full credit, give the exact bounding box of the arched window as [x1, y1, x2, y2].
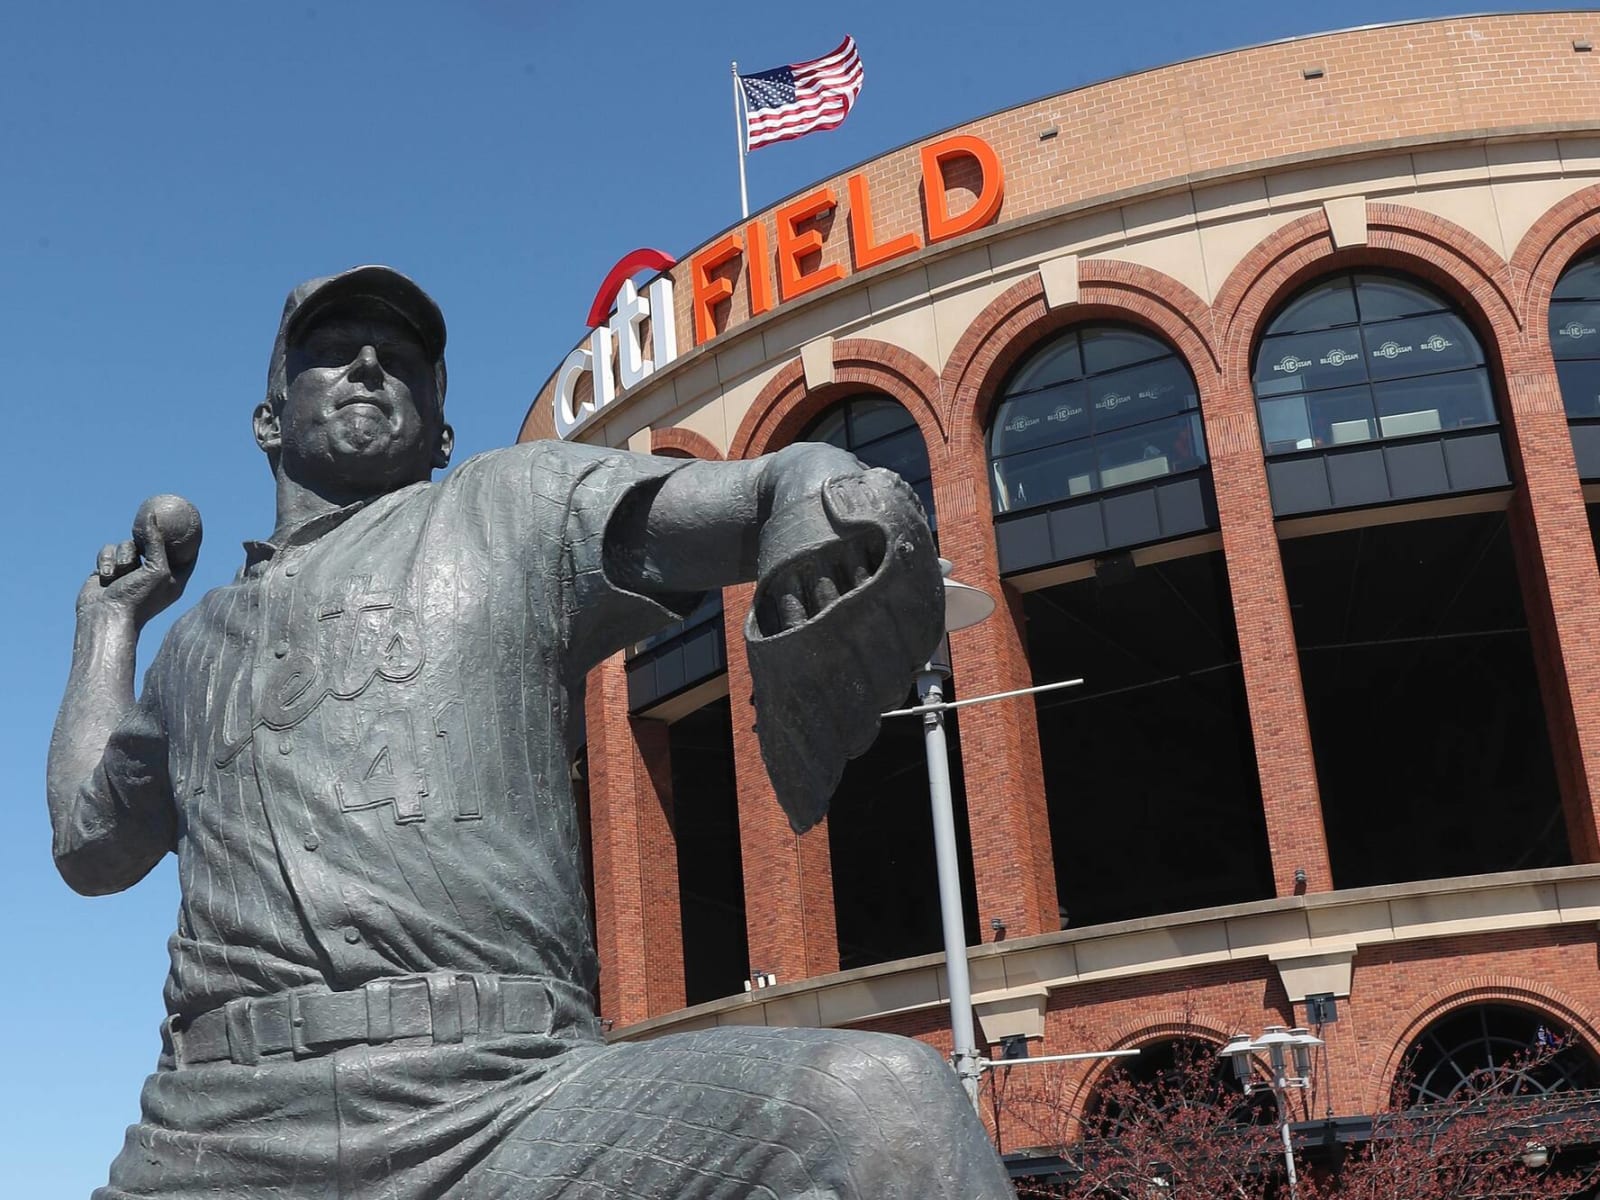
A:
[1081, 1037, 1269, 1136]
[989, 325, 1205, 515]
[1253, 272, 1495, 455]
[1400, 1004, 1600, 1107]
[1550, 252, 1600, 418]
[803, 396, 935, 521]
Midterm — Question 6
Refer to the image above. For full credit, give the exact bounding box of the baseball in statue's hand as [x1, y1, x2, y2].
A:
[79, 493, 201, 629]
[133, 494, 203, 570]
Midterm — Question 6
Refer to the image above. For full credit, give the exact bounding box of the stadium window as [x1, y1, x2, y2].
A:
[1399, 1003, 1600, 1107]
[1252, 272, 1495, 455]
[802, 396, 935, 523]
[1551, 252, 1600, 419]
[988, 325, 1206, 515]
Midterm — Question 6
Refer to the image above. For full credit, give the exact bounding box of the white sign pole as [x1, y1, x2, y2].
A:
[731, 62, 750, 220]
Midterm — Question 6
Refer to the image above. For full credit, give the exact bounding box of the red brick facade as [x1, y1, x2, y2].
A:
[526, 13, 1600, 1147]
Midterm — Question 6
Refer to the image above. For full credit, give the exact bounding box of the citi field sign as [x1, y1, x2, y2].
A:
[554, 133, 1005, 439]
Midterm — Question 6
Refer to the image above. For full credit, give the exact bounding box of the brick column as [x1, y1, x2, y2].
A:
[583, 652, 686, 1025]
[1498, 364, 1600, 861]
[722, 584, 840, 983]
[1200, 394, 1333, 896]
[940, 438, 1060, 939]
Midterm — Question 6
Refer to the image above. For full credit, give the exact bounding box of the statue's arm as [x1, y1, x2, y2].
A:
[46, 513, 190, 895]
[604, 444, 944, 831]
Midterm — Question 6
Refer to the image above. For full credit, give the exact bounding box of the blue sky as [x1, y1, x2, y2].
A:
[0, 2, 1573, 1192]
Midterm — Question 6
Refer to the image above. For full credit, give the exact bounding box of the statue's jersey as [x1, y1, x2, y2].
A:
[91, 442, 693, 1020]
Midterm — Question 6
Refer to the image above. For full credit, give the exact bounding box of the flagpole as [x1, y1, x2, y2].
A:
[731, 61, 749, 219]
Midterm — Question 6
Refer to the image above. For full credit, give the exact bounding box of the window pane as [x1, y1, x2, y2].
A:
[1362, 313, 1483, 382]
[1259, 395, 1313, 454]
[1554, 256, 1600, 302]
[1008, 335, 1082, 393]
[1094, 415, 1194, 488]
[1550, 301, 1600, 360]
[1255, 329, 1369, 394]
[1356, 274, 1448, 321]
[1557, 359, 1600, 418]
[1080, 326, 1170, 376]
[991, 440, 1098, 512]
[991, 381, 1089, 457]
[1267, 276, 1358, 334]
[847, 398, 916, 445]
[1089, 358, 1194, 434]
[858, 426, 930, 488]
[1306, 385, 1377, 448]
[1373, 369, 1495, 434]
[806, 409, 847, 447]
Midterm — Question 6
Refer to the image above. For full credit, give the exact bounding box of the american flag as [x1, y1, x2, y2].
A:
[738, 36, 864, 151]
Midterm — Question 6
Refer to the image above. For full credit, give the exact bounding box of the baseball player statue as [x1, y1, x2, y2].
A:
[48, 266, 1013, 1199]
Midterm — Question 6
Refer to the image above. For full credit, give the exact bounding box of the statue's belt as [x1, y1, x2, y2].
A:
[164, 973, 591, 1068]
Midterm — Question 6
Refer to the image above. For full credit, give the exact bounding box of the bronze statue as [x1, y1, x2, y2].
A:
[48, 266, 1012, 1199]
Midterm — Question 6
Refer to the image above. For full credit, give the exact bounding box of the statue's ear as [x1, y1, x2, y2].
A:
[253, 402, 281, 454]
[433, 423, 454, 471]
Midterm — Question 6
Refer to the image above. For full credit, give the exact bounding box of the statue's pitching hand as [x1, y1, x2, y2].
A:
[744, 467, 944, 833]
[77, 498, 200, 629]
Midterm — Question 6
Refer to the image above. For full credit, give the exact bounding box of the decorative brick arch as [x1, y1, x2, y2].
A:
[1511, 182, 1600, 359]
[941, 263, 1222, 466]
[1061, 1008, 1243, 1136]
[1364, 978, 1600, 1114]
[1214, 204, 1522, 385]
[729, 338, 945, 461]
[649, 427, 723, 460]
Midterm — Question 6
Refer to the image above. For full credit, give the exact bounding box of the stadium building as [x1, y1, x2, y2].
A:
[520, 12, 1600, 1153]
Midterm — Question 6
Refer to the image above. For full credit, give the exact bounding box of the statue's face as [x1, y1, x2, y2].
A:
[266, 300, 451, 494]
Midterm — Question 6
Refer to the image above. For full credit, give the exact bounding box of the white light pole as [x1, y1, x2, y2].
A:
[1220, 1026, 1323, 1200]
[919, 559, 996, 1108]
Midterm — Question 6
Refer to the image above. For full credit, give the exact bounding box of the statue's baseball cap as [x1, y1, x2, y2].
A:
[266, 265, 448, 404]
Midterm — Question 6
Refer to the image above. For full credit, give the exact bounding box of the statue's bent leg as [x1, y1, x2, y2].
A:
[471, 1025, 1011, 1200]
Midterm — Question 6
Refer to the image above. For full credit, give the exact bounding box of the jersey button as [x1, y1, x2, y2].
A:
[284, 563, 299, 577]
[343, 926, 361, 944]
[303, 834, 319, 851]
[274, 640, 289, 658]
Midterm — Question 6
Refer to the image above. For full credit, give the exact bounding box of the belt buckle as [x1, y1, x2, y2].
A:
[224, 997, 259, 1066]
[163, 1014, 187, 1068]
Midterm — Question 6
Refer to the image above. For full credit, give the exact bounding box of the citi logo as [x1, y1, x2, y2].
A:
[1420, 334, 1454, 353]
[1320, 348, 1358, 367]
[1005, 415, 1041, 433]
[1050, 404, 1083, 422]
[1095, 392, 1131, 411]
[1373, 341, 1413, 360]
[1559, 320, 1597, 340]
[1273, 354, 1311, 373]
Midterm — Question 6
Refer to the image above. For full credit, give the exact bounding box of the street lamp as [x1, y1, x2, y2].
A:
[1220, 1025, 1324, 1200]
[919, 559, 995, 1107]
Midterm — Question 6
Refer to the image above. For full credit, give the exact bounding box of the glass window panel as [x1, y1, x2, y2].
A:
[991, 440, 1098, 512]
[990, 381, 1090, 457]
[1080, 326, 1170, 377]
[856, 426, 930, 487]
[1554, 255, 1600, 302]
[1305, 385, 1378, 448]
[1255, 329, 1369, 394]
[1007, 335, 1082, 393]
[847, 398, 916, 445]
[1088, 358, 1193, 433]
[1557, 359, 1600, 419]
[1259, 394, 1313, 455]
[1268, 276, 1358, 334]
[1373, 369, 1495, 434]
[1550, 301, 1600, 360]
[1362, 313, 1483, 381]
[805, 409, 847, 447]
[1355, 274, 1448, 321]
[1093, 415, 1193, 488]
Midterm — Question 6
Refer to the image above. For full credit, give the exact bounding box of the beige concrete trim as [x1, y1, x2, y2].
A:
[975, 988, 1049, 1043]
[639, 672, 731, 724]
[1275, 489, 1509, 540]
[800, 339, 834, 390]
[1038, 254, 1080, 309]
[1271, 947, 1356, 1001]
[611, 863, 1600, 1043]
[1323, 195, 1369, 247]
[626, 427, 653, 454]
